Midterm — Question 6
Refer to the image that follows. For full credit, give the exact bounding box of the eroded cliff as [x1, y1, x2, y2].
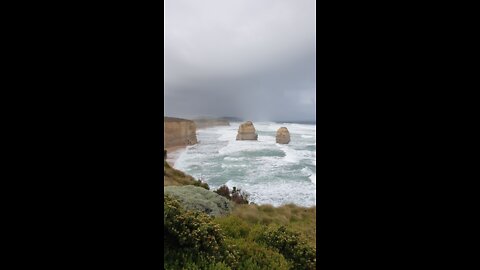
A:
[164, 117, 198, 148]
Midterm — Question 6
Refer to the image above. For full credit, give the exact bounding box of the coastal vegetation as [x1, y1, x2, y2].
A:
[164, 195, 236, 269]
[163, 161, 316, 269]
[164, 195, 315, 270]
[165, 185, 233, 216]
[164, 158, 209, 189]
[214, 185, 250, 205]
[225, 203, 316, 248]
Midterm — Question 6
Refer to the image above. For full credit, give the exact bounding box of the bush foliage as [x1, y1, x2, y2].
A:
[165, 185, 233, 216]
[164, 180, 316, 270]
[259, 226, 316, 270]
[164, 195, 237, 269]
[214, 185, 231, 200]
[231, 186, 249, 204]
[214, 185, 249, 204]
[227, 238, 290, 270]
[214, 215, 316, 270]
[164, 194, 317, 270]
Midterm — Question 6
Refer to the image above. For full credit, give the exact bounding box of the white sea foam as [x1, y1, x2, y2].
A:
[173, 122, 316, 207]
[218, 140, 272, 156]
[216, 128, 237, 141]
[223, 156, 246, 161]
[301, 167, 312, 175]
[309, 173, 316, 185]
[247, 181, 316, 206]
[278, 145, 314, 164]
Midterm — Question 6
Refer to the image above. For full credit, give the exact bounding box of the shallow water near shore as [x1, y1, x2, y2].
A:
[173, 122, 316, 207]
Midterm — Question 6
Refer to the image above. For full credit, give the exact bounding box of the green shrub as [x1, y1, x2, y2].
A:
[231, 186, 249, 204]
[164, 252, 232, 270]
[258, 226, 316, 270]
[164, 186, 233, 216]
[164, 195, 237, 268]
[192, 179, 210, 190]
[214, 217, 312, 269]
[163, 192, 316, 269]
[214, 185, 231, 200]
[227, 239, 290, 270]
[164, 253, 232, 269]
[214, 185, 249, 204]
[214, 216, 251, 239]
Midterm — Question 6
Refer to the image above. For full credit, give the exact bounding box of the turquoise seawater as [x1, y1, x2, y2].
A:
[173, 122, 316, 207]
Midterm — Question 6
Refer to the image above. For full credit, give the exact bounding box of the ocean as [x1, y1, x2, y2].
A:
[172, 122, 316, 207]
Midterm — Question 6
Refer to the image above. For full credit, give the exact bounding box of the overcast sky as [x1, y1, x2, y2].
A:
[164, 0, 316, 122]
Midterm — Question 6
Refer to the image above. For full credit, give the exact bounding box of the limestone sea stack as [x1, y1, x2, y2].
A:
[276, 127, 290, 144]
[236, 121, 258, 140]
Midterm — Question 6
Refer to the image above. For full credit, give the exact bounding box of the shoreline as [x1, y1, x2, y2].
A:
[165, 145, 187, 167]
[167, 123, 316, 207]
[165, 124, 225, 166]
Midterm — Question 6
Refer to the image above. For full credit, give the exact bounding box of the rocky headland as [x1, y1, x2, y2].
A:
[164, 117, 198, 149]
[236, 121, 258, 140]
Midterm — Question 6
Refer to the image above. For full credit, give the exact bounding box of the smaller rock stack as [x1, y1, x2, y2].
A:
[276, 127, 290, 144]
[236, 121, 258, 140]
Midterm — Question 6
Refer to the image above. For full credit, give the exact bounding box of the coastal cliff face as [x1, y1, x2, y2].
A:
[194, 118, 230, 129]
[164, 117, 198, 148]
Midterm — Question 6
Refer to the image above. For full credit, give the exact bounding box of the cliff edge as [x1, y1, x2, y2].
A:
[164, 117, 198, 148]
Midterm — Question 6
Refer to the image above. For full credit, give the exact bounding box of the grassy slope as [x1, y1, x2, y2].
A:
[216, 203, 316, 248]
[164, 160, 209, 189]
[163, 163, 317, 269]
[164, 161, 315, 247]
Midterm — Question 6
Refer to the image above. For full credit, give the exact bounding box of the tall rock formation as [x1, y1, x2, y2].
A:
[236, 121, 258, 140]
[164, 117, 198, 148]
[276, 127, 290, 144]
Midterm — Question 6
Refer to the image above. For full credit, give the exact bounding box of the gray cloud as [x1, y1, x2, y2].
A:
[164, 0, 316, 121]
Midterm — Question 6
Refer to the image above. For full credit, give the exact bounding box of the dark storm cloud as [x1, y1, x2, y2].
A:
[164, 0, 316, 121]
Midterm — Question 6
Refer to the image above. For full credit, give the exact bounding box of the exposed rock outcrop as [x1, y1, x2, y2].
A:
[194, 118, 230, 129]
[164, 117, 198, 148]
[236, 121, 258, 140]
[276, 127, 290, 144]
